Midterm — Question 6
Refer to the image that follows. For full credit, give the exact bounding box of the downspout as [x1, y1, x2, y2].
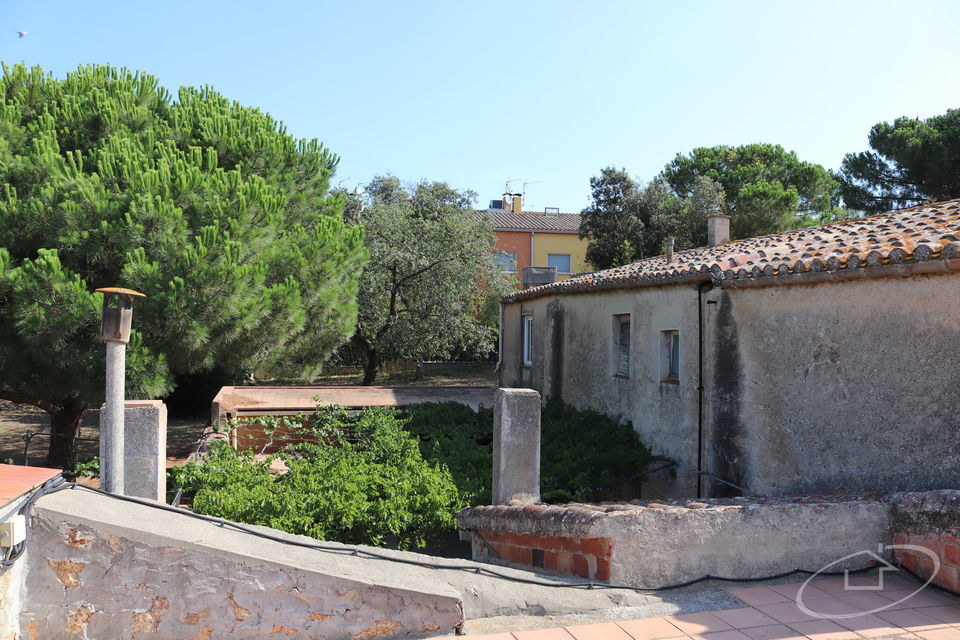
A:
[696, 281, 710, 498]
[496, 301, 504, 386]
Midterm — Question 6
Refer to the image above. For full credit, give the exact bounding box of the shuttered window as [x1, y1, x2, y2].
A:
[614, 315, 630, 377]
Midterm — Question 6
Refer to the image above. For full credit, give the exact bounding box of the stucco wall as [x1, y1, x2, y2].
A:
[501, 270, 960, 497]
[711, 273, 960, 495]
[501, 285, 702, 470]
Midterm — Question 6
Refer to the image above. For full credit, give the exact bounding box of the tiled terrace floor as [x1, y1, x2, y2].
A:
[441, 575, 960, 639]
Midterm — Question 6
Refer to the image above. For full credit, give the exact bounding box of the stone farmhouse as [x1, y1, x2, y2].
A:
[498, 199, 960, 498]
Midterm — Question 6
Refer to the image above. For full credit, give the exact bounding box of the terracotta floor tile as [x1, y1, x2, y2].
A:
[876, 608, 953, 632]
[921, 605, 960, 626]
[833, 612, 910, 637]
[739, 625, 805, 640]
[754, 603, 819, 625]
[786, 619, 860, 639]
[690, 631, 752, 640]
[839, 591, 908, 613]
[914, 628, 960, 639]
[465, 635, 518, 639]
[512, 629, 575, 640]
[565, 622, 634, 640]
[795, 597, 867, 618]
[616, 617, 687, 640]
[770, 582, 830, 601]
[728, 587, 793, 607]
[712, 608, 779, 629]
[664, 612, 734, 635]
[895, 590, 960, 609]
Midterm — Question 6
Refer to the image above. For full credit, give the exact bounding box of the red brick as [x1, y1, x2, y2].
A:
[595, 557, 611, 581]
[481, 530, 503, 543]
[933, 564, 960, 592]
[894, 532, 908, 545]
[560, 537, 583, 552]
[581, 537, 613, 558]
[897, 550, 917, 571]
[543, 550, 559, 571]
[573, 554, 590, 578]
[507, 545, 521, 563]
[516, 547, 533, 566]
[557, 552, 574, 574]
[943, 542, 960, 567]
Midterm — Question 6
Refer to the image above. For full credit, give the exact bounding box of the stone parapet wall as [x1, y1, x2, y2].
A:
[891, 490, 960, 593]
[459, 495, 894, 589]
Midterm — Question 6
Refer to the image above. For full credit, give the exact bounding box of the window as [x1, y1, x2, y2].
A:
[547, 253, 572, 274]
[661, 330, 680, 382]
[493, 251, 517, 273]
[522, 315, 533, 366]
[613, 314, 630, 377]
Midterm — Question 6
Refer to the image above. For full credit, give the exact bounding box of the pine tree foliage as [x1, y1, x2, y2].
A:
[838, 109, 960, 213]
[0, 63, 366, 466]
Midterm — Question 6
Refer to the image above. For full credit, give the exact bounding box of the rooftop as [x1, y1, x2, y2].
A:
[481, 210, 583, 234]
[505, 199, 960, 302]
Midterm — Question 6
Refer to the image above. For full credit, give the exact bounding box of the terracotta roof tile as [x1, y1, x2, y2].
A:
[480, 210, 582, 233]
[504, 199, 960, 302]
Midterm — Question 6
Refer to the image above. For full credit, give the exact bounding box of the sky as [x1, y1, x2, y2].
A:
[2, 0, 960, 213]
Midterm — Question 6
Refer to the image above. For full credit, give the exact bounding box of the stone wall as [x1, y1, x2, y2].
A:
[458, 496, 893, 589]
[22, 489, 464, 639]
[891, 490, 960, 593]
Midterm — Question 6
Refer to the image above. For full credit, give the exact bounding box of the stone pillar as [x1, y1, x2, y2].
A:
[100, 341, 126, 494]
[492, 388, 541, 504]
[101, 400, 167, 500]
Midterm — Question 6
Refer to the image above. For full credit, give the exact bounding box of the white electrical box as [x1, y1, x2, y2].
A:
[0, 514, 26, 547]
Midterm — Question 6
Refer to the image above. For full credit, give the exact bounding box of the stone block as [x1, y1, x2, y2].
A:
[492, 388, 541, 504]
[112, 400, 167, 501]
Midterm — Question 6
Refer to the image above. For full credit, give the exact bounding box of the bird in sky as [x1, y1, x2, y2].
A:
[14, 31, 27, 38]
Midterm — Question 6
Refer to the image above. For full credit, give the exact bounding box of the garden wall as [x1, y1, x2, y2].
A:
[458, 495, 894, 589]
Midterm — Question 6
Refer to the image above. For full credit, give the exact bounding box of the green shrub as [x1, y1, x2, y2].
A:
[172, 407, 462, 548]
[404, 399, 658, 505]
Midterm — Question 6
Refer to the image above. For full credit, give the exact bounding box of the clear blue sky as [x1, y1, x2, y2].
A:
[3, 0, 959, 213]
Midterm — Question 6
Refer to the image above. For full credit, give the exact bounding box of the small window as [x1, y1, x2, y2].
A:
[522, 315, 533, 366]
[613, 314, 630, 377]
[493, 251, 517, 273]
[547, 253, 571, 274]
[661, 330, 680, 382]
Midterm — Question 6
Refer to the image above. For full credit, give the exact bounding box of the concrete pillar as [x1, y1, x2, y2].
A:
[492, 388, 541, 504]
[100, 400, 167, 501]
[100, 341, 125, 494]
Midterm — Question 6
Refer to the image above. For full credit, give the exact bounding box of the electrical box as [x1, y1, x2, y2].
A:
[0, 514, 26, 548]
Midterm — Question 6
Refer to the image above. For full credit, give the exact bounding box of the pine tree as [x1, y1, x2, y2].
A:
[0, 64, 366, 467]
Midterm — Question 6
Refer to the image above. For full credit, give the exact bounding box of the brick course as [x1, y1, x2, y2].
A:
[891, 490, 960, 593]
[474, 530, 614, 581]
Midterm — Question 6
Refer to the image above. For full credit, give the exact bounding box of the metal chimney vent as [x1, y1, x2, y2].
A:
[522, 266, 557, 289]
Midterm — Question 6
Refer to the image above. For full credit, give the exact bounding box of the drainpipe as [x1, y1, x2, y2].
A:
[496, 301, 504, 386]
[696, 281, 711, 498]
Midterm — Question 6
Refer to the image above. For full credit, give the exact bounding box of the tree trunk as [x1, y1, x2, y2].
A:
[414, 361, 425, 381]
[46, 405, 86, 469]
[362, 348, 381, 386]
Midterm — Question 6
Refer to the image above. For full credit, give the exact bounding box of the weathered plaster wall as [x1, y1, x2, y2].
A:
[501, 285, 702, 470]
[23, 490, 464, 639]
[458, 496, 892, 589]
[712, 273, 960, 495]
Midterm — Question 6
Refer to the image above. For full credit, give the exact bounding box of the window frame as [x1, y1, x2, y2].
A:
[546, 253, 572, 275]
[493, 251, 517, 274]
[522, 314, 534, 366]
[613, 314, 631, 378]
[660, 330, 680, 383]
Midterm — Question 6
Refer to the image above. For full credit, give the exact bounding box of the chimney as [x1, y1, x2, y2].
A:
[666, 236, 675, 262]
[707, 215, 730, 246]
[511, 194, 522, 213]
